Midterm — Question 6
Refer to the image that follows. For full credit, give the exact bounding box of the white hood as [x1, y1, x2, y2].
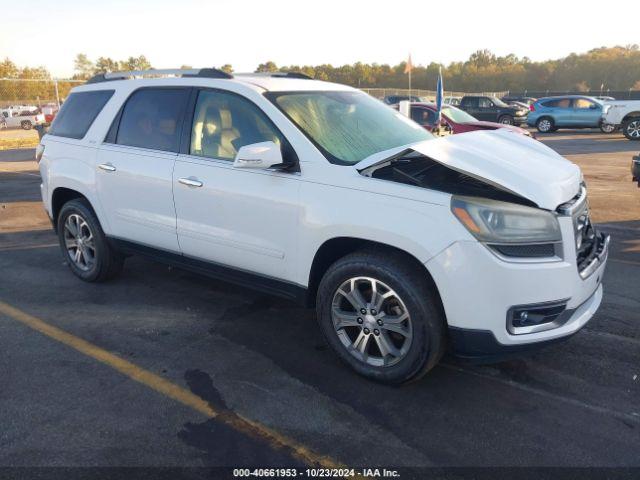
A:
[356, 129, 581, 210]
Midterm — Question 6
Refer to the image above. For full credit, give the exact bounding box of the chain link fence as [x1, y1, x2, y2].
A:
[361, 88, 509, 101]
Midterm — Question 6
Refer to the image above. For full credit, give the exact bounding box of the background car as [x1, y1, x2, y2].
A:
[382, 94, 427, 105]
[528, 96, 615, 133]
[601, 100, 640, 141]
[400, 102, 533, 137]
[501, 95, 537, 106]
[633, 153, 640, 186]
[458, 95, 528, 125]
[0, 108, 46, 130]
[443, 96, 461, 106]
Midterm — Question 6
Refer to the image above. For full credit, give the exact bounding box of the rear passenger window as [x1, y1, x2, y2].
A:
[542, 99, 571, 108]
[48, 90, 114, 139]
[190, 90, 283, 161]
[116, 88, 189, 152]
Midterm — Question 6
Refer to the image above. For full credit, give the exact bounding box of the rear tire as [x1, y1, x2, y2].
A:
[21, 120, 32, 130]
[536, 117, 555, 133]
[316, 249, 446, 384]
[57, 199, 124, 282]
[622, 118, 640, 140]
[498, 115, 514, 125]
[599, 122, 616, 134]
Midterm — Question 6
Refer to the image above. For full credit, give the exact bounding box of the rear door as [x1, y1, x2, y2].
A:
[96, 87, 190, 252]
[173, 88, 301, 281]
[460, 97, 480, 117]
[542, 98, 572, 126]
[476, 97, 495, 121]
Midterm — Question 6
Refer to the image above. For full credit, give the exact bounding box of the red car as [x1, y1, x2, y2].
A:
[404, 102, 534, 138]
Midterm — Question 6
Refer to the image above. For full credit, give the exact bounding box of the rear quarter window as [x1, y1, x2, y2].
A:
[48, 90, 114, 139]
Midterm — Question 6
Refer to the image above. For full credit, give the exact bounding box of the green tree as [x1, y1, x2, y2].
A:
[220, 64, 234, 74]
[73, 53, 94, 79]
[255, 61, 278, 73]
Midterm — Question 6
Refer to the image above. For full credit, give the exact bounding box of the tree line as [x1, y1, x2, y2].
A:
[1, 46, 640, 104]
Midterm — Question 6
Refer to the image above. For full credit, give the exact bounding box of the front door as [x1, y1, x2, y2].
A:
[571, 98, 601, 127]
[173, 88, 300, 281]
[96, 87, 191, 252]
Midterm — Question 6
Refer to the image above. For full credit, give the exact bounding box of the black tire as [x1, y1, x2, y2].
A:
[316, 248, 446, 384]
[536, 116, 555, 133]
[498, 115, 514, 125]
[57, 198, 124, 282]
[21, 120, 32, 130]
[599, 122, 617, 134]
[622, 118, 640, 141]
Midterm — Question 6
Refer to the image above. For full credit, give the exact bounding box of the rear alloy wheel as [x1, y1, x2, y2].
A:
[316, 250, 445, 384]
[536, 117, 554, 133]
[57, 199, 124, 282]
[21, 120, 32, 130]
[499, 115, 514, 125]
[622, 119, 640, 141]
[599, 122, 616, 134]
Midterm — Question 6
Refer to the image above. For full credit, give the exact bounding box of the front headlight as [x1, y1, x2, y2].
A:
[451, 196, 561, 243]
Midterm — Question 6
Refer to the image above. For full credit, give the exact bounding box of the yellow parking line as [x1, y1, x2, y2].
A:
[0, 300, 342, 470]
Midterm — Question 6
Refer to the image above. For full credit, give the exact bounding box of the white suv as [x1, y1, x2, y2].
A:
[38, 68, 609, 383]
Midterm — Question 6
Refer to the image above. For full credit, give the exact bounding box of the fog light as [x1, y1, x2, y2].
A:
[508, 300, 569, 335]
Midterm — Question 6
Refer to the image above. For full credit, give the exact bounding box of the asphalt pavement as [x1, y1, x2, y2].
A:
[0, 130, 638, 475]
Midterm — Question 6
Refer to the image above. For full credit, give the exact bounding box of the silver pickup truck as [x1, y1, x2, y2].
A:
[601, 101, 640, 140]
[0, 109, 46, 130]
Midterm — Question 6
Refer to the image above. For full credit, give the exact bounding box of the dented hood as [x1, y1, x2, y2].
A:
[355, 129, 581, 210]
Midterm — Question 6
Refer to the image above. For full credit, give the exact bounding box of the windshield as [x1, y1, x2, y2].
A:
[491, 97, 510, 107]
[268, 91, 434, 165]
[442, 106, 477, 123]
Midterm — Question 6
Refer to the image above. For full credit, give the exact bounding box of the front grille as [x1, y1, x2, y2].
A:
[557, 186, 601, 277]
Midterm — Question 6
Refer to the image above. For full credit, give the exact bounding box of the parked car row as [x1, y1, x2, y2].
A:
[395, 102, 532, 138]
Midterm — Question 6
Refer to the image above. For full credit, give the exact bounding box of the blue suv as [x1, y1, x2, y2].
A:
[527, 95, 616, 134]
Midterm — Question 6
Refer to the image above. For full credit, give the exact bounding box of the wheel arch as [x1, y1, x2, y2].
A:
[51, 187, 96, 232]
[622, 112, 640, 122]
[306, 237, 444, 313]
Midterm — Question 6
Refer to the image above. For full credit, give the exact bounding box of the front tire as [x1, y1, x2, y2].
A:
[622, 118, 640, 140]
[57, 199, 124, 282]
[21, 120, 32, 130]
[316, 249, 446, 384]
[536, 117, 555, 133]
[498, 115, 514, 125]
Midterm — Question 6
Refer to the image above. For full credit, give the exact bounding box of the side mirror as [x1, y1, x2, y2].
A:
[233, 141, 284, 170]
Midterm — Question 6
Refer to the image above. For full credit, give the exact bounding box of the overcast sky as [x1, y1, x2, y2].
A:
[3, 0, 639, 78]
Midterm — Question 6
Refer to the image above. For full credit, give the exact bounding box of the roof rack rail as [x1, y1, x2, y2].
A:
[235, 71, 313, 80]
[86, 68, 233, 84]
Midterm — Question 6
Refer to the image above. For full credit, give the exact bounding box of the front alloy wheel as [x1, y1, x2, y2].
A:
[623, 119, 640, 140]
[332, 277, 413, 367]
[316, 249, 446, 384]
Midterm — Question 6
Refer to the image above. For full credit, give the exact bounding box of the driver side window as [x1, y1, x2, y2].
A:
[190, 90, 282, 161]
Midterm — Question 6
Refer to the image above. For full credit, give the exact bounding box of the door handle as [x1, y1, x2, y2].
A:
[178, 177, 203, 188]
[98, 163, 116, 172]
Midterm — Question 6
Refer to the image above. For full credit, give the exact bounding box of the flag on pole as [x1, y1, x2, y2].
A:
[404, 54, 413, 74]
[435, 67, 444, 125]
[404, 54, 413, 96]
